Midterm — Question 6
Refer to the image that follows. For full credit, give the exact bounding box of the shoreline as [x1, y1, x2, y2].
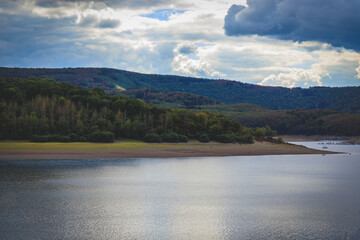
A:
[0, 141, 336, 159]
[281, 135, 358, 142]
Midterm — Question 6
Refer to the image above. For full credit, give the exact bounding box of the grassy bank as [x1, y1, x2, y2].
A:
[0, 140, 192, 151]
[0, 140, 335, 159]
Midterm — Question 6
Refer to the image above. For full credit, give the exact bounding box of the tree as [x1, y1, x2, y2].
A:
[199, 133, 210, 143]
[57, 117, 70, 135]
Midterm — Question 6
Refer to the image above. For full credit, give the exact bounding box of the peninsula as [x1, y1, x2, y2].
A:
[0, 140, 333, 159]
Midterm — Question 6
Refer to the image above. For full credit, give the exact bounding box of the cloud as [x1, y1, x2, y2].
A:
[172, 43, 225, 78]
[258, 70, 323, 88]
[172, 54, 225, 78]
[293, 41, 333, 52]
[0, 0, 359, 88]
[175, 43, 197, 55]
[33, 0, 183, 10]
[356, 62, 360, 79]
[76, 13, 120, 28]
[224, 0, 360, 51]
[34, 0, 92, 8]
[141, 9, 186, 21]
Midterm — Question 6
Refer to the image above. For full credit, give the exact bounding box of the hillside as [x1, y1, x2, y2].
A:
[0, 77, 255, 143]
[123, 87, 221, 108]
[99, 85, 360, 136]
[1, 67, 359, 112]
[200, 105, 360, 136]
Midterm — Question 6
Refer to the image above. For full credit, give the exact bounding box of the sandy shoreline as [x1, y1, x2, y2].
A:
[0, 141, 335, 159]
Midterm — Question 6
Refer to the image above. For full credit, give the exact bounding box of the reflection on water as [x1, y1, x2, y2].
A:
[1, 143, 360, 239]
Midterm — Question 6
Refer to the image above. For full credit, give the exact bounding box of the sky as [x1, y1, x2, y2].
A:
[0, 0, 360, 88]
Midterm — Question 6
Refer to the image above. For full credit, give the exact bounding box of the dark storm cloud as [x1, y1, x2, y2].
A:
[224, 0, 360, 51]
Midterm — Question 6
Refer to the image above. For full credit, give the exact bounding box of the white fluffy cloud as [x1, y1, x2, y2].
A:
[0, 0, 359, 87]
[259, 70, 323, 88]
[172, 43, 225, 77]
[75, 8, 121, 28]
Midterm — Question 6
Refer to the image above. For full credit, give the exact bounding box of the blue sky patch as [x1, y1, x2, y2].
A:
[141, 9, 186, 21]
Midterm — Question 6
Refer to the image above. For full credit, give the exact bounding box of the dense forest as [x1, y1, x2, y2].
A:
[123, 87, 220, 108]
[110, 87, 360, 136]
[201, 105, 360, 136]
[0, 67, 359, 113]
[0, 77, 264, 143]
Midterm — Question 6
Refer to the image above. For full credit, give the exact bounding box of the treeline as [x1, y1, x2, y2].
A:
[1, 67, 359, 113]
[233, 109, 360, 136]
[0, 77, 262, 143]
[200, 104, 360, 136]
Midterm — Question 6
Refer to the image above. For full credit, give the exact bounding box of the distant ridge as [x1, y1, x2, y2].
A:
[0, 67, 359, 112]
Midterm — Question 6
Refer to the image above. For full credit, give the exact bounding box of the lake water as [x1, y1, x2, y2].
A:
[1, 142, 360, 239]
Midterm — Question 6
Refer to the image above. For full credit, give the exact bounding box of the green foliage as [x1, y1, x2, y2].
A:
[0, 77, 252, 143]
[144, 133, 162, 143]
[30, 135, 48, 142]
[236, 134, 254, 144]
[201, 104, 360, 136]
[78, 136, 88, 142]
[253, 128, 266, 138]
[162, 133, 179, 143]
[199, 133, 210, 143]
[0, 67, 359, 112]
[123, 87, 220, 108]
[265, 125, 277, 136]
[177, 134, 188, 143]
[58, 135, 71, 142]
[88, 131, 114, 143]
[216, 134, 236, 143]
[68, 133, 78, 142]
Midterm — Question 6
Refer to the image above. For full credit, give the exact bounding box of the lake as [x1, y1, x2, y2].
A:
[1, 142, 360, 239]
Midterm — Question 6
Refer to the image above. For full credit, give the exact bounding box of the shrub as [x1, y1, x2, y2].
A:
[265, 125, 277, 136]
[68, 133, 78, 142]
[47, 135, 56, 142]
[199, 133, 210, 143]
[162, 133, 179, 143]
[155, 126, 166, 135]
[216, 134, 235, 143]
[47, 134, 61, 142]
[254, 128, 266, 138]
[177, 134, 188, 143]
[88, 131, 114, 143]
[78, 136, 87, 142]
[58, 135, 71, 142]
[236, 134, 254, 144]
[144, 133, 162, 143]
[30, 135, 48, 142]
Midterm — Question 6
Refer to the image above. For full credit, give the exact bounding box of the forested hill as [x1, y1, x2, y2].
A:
[1, 67, 359, 112]
[0, 77, 256, 143]
[200, 105, 360, 136]
[123, 88, 221, 108]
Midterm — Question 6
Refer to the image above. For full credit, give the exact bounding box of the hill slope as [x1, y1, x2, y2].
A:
[0, 77, 254, 143]
[0, 67, 359, 112]
[199, 105, 360, 136]
[123, 87, 221, 108]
